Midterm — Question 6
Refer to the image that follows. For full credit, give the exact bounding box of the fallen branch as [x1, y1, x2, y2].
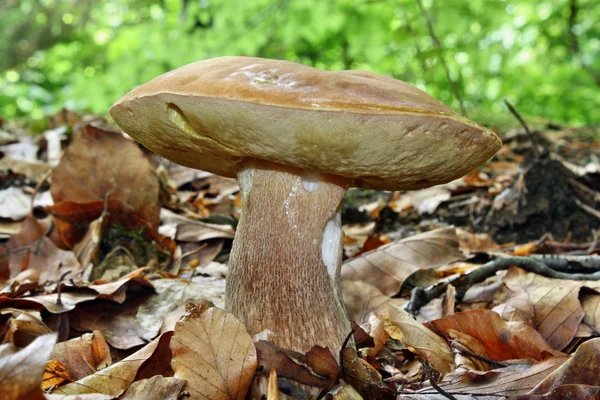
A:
[405, 255, 600, 315]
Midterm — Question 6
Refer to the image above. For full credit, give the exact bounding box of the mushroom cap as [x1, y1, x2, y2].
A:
[110, 56, 501, 190]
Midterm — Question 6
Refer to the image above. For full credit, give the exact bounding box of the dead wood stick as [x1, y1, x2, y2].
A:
[405, 256, 600, 315]
[503, 99, 541, 159]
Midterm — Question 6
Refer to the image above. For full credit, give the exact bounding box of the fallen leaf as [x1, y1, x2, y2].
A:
[45, 394, 112, 400]
[497, 266, 586, 350]
[512, 385, 600, 400]
[529, 337, 600, 394]
[70, 295, 158, 350]
[159, 208, 235, 242]
[136, 277, 224, 335]
[342, 227, 464, 296]
[426, 310, 562, 362]
[50, 331, 112, 380]
[267, 369, 278, 400]
[0, 333, 57, 400]
[0, 187, 33, 220]
[332, 382, 365, 400]
[0, 308, 52, 347]
[385, 304, 454, 374]
[581, 292, 600, 334]
[51, 333, 168, 397]
[171, 305, 257, 400]
[255, 340, 338, 389]
[455, 228, 500, 253]
[48, 124, 160, 247]
[9, 237, 83, 283]
[341, 347, 390, 399]
[42, 359, 72, 390]
[119, 376, 186, 400]
[342, 280, 394, 325]
[0, 157, 52, 183]
[414, 356, 568, 397]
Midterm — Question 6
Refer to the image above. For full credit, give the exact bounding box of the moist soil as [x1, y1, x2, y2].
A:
[483, 153, 599, 244]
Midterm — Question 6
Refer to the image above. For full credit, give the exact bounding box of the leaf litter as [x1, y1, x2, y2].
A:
[1, 111, 600, 399]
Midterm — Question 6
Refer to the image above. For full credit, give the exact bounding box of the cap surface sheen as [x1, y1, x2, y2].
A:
[110, 56, 501, 190]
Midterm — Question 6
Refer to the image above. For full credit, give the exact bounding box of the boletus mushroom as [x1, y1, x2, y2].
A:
[110, 56, 501, 362]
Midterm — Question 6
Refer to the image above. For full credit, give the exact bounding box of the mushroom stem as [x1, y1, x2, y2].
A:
[226, 160, 352, 358]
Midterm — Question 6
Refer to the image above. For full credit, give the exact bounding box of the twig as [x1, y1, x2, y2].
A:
[420, 361, 456, 400]
[405, 255, 600, 314]
[503, 99, 540, 159]
[414, 0, 466, 116]
[449, 342, 508, 369]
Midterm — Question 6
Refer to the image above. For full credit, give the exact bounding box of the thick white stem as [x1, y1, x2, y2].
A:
[226, 160, 351, 357]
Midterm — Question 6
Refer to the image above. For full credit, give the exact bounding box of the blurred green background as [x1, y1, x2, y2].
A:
[1, 0, 598, 127]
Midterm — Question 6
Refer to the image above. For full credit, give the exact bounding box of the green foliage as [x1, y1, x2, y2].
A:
[1, 0, 599, 126]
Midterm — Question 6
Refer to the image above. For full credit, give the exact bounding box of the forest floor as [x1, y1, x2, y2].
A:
[1, 110, 600, 399]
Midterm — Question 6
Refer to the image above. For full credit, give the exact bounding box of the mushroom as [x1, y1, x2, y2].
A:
[110, 56, 501, 360]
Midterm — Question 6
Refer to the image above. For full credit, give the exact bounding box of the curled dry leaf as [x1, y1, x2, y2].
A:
[9, 237, 83, 283]
[342, 227, 464, 296]
[45, 394, 112, 400]
[332, 382, 364, 400]
[42, 359, 72, 390]
[49, 330, 112, 381]
[0, 333, 57, 400]
[1, 308, 52, 347]
[171, 306, 257, 400]
[342, 280, 395, 326]
[497, 266, 586, 350]
[415, 356, 568, 398]
[529, 337, 600, 394]
[51, 332, 170, 397]
[48, 124, 160, 247]
[580, 292, 600, 334]
[341, 347, 389, 399]
[136, 277, 225, 335]
[255, 340, 339, 390]
[70, 295, 158, 350]
[119, 376, 186, 400]
[427, 310, 562, 362]
[385, 304, 454, 374]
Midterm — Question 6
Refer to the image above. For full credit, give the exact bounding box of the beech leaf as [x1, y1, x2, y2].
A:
[171, 306, 257, 400]
[342, 227, 464, 296]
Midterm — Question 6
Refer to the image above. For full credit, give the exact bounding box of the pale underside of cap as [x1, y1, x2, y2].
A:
[110, 56, 501, 190]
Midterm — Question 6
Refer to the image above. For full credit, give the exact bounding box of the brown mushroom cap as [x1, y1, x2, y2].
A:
[110, 56, 501, 190]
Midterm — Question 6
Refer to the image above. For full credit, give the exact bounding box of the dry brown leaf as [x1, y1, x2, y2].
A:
[512, 385, 600, 400]
[45, 394, 112, 400]
[498, 266, 586, 350]
[3, 268, 152, 314]
[332, 382, 364, 400]
[9, 237, 83, 283]
[48, 124, 159, 247]
[414, 356, 568, 397]
[341, 347, 389, 399]
[342, 227, 464, 296]
[385, 304, 454, 374]
[51, 332, 168, 397]
[50, 331, 112, 381]
[119, 376, 186, 400]
[255, 340, 339, 389]
[171, 306, 257, 400]
[70, 295, 157, 350]
[427, 310, 562, 362]
[456, 228, 500, 253]
[42, 359, 72, 390]
[342, 280, 394, 325]
[448, 329, 492, 371]
[0, 308, 52, 347]
[529, 337, 600, 394]
[159, 208, 235, 242]
[581, 292, 600, 334]
[267, 369, 278, 400]
[136, 277, 224, 335]
[0, 333, 57, 400]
